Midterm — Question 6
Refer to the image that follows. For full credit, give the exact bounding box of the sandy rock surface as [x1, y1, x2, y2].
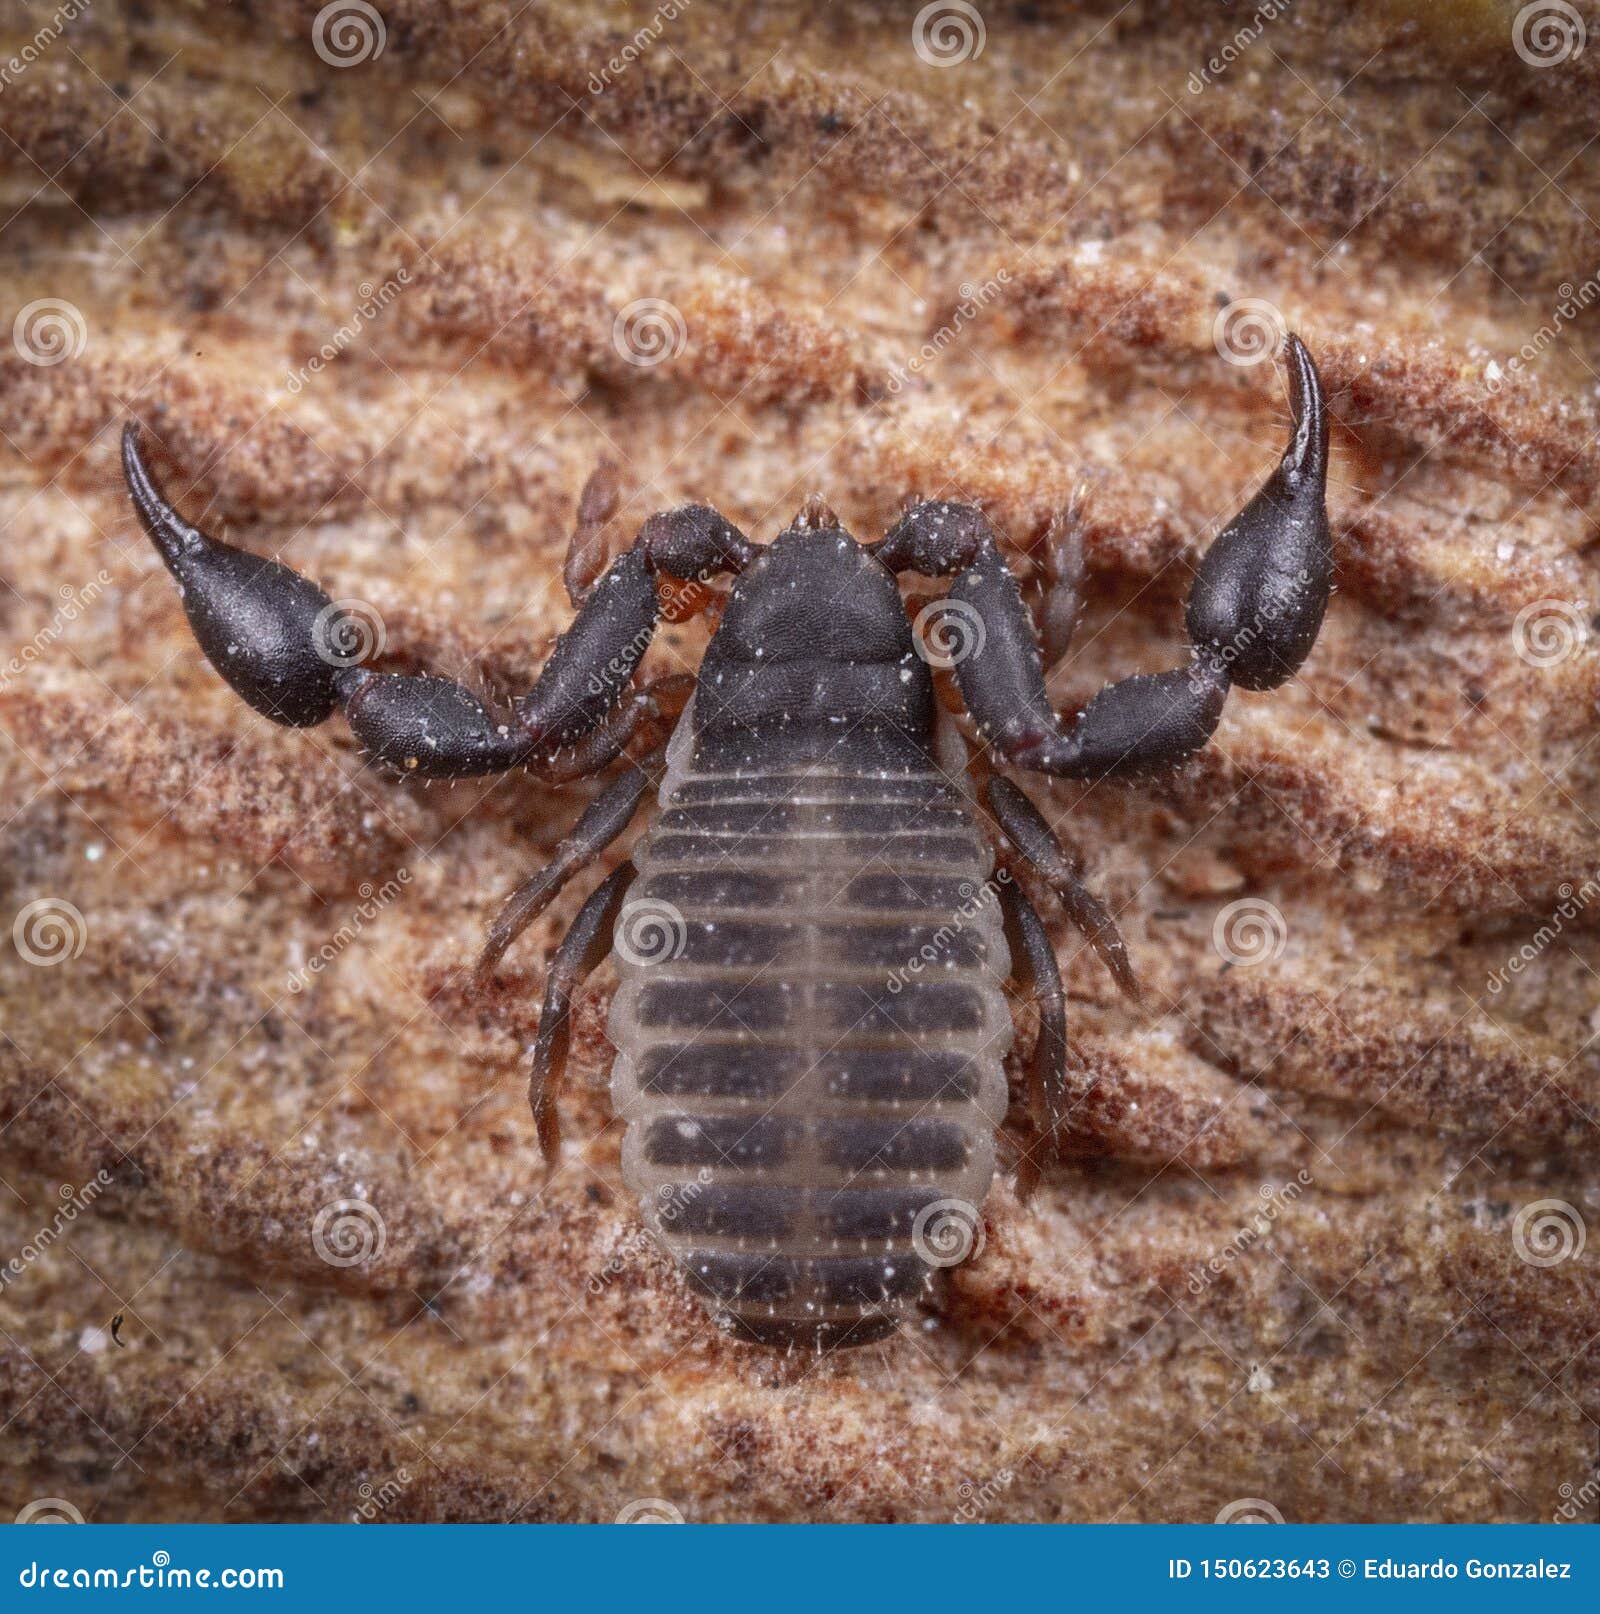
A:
[0, 0, 1596, 1522]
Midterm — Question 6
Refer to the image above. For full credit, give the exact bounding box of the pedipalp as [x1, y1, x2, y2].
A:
[123, 425, 750, 779]
[875, 334, 1331, 782]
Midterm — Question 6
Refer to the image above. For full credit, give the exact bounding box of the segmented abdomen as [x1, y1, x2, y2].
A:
[609, 752, 1011, 1350]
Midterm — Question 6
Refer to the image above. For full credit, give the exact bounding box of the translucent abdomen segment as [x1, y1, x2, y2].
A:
[609, 758, 1010, 1350]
